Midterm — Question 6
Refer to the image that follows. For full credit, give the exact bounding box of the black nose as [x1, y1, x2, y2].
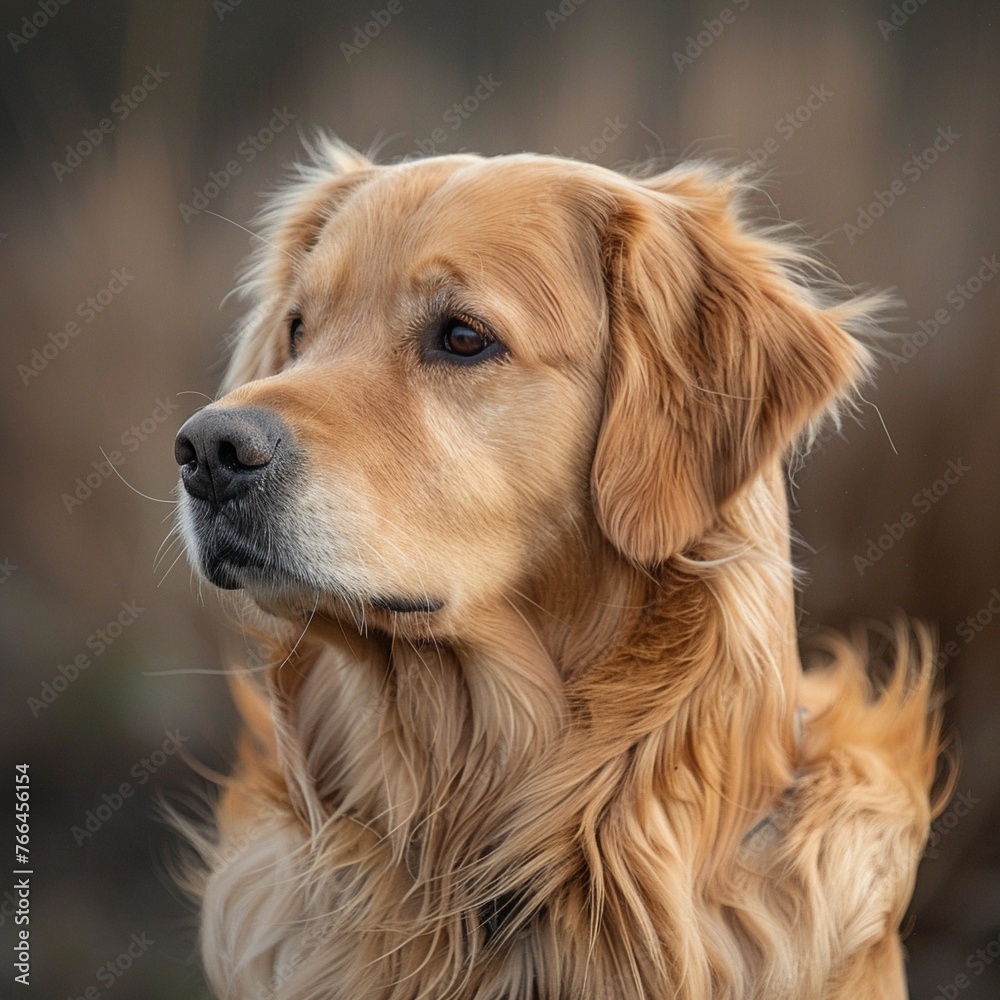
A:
[174, 406, 286, 504]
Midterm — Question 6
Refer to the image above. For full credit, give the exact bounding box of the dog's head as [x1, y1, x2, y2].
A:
[175, 140, 871, 637]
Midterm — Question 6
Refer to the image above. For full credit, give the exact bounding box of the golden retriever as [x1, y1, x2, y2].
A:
[174, 138, 947, 999]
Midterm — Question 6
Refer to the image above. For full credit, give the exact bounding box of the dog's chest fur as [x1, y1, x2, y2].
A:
[200, 575, 932, 1000]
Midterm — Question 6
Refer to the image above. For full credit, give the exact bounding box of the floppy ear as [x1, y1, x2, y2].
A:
[223, 137, 375, 391]
[591, 166, 874, 564]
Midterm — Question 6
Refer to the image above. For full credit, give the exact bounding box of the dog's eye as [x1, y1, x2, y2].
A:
[438, 316, 504, 364]
[444, 320, 489, 356]
[288, 315, 305, 358]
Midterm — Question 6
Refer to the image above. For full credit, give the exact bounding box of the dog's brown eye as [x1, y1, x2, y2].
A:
[443, 320, 489, 356]
[289, 315, 305, 358]
[442, 318, 492, 357]
[424, 314, 505, 366]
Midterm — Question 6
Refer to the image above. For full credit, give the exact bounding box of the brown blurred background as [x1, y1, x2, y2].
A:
[1, 0, 997, 996]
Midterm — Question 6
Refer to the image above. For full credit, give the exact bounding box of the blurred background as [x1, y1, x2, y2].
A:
[1, 0, 997, 996]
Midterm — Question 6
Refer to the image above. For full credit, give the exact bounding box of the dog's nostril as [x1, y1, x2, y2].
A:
[175, 407, 288, 503]
[218, 440, 239, 470]
[174, 434, 197, 468]
[218, 436, 278, 470]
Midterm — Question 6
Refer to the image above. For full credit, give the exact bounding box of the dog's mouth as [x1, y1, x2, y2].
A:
[370, 595, 445, 614]
[191, 514, 296, 591]
[185, 503, 445, 616]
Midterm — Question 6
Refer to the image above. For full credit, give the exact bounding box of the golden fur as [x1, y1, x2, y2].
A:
[175, 139, 947, 999]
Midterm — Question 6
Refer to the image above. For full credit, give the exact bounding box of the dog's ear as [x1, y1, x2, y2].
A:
[223, 138, 375, 390]
[591, 166, 873, 564]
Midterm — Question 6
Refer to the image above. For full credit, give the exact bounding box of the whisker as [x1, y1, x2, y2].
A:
[273, 595, 320, 673]
[504, 584, 570, 626]
[153, 524, 182, 570]
[176, 389, 217, 405]
[157, 546, 188, 588]
[856, 391, 899, 455]
[202, 209, 298, 261]
[143, 666, 259, 677]
[100, 448, 177, 504]
[501, 593, 547, 654]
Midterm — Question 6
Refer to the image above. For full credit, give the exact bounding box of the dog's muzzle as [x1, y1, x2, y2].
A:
[175, 406, 298, 589]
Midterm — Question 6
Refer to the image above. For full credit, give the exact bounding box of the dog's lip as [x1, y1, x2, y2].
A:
[201, 550, 275, 591]
[203, 558, 246, 590]
[198, 544, 445, 613]
[194, 528, 273, 590]
[369, 595, 445, 614]
[198, 545, 445, 613]
[185, 507, 444, 612]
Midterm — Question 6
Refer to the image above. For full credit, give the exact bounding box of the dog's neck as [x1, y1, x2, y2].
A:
[269, 463, 800, 947]
[488, 462, 800, 887]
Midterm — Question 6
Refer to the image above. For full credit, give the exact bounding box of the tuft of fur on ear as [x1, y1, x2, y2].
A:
[221, 135, 375, 392]
[591, 165, 878, 565]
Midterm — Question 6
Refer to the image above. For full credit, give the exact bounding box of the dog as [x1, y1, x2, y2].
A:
[174, 139, 947, 999]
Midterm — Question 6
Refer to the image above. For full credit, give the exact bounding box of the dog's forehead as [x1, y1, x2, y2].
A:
[301, 156, 597, 295]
